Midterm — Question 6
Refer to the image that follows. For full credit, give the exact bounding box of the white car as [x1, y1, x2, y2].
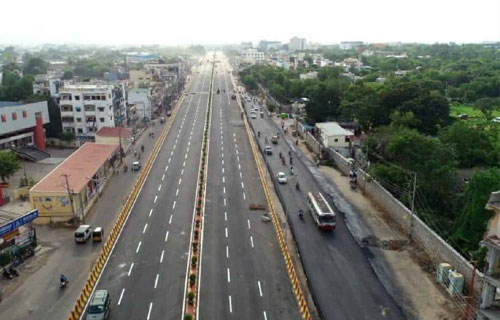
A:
[277, 172, 287, 184]
[251, 112, 257, 119]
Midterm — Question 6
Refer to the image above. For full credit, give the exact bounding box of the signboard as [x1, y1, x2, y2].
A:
[0, 209, 38, 238]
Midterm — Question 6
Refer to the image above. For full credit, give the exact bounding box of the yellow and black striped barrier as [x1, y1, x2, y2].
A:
[68, 77, 193, 320]
[229, 70, 313, 320]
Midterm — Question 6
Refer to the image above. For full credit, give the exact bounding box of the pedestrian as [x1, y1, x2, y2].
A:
[296, 139, 299, 146]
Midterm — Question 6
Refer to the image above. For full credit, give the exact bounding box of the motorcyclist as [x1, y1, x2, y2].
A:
[290, 166, 294, 175]
[60, 274, 68, 285]
[298, 209, 304, 219]
[257, 131, 261, 138]
[296, 181, 300, 190]
[141, 145, 144, 153]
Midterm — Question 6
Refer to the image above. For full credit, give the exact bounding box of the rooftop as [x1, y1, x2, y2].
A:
[60, 84, 113, 91]
[315, 121, 354, 136]
[95, 126, 132, 139]
[30, 143, 117, 194]
[0, 101, 23, 107]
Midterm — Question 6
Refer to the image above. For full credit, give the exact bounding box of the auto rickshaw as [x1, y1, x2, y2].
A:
[92, 227, 103, 242]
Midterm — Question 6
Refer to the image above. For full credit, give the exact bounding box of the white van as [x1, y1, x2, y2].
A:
[75, 225, 92, 243]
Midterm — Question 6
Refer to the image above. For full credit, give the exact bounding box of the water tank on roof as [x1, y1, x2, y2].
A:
[447, 270, 464, 296]
[436, 263, 452, 284]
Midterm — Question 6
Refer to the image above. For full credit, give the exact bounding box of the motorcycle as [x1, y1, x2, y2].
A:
[60, 276, 69, 289]
[9, 267, 19, 277]
[296, 182, 300, 190]
[298, 210, 304, 220]
[2, 268, 13, 279]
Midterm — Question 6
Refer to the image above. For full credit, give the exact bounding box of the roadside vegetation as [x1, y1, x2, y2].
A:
[239, 43, 500, 263]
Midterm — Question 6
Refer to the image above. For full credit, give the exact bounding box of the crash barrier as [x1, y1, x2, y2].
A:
[68, 78, 193, 320]
[231, 75, 312, 320]
[182, 62, 214, 320]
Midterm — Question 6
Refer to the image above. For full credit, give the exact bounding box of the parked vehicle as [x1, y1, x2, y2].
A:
[92, 227, 103, 242]
[87, 290, 111, 320]
[75, 225, 92, 243]
[271, 135, 278, 144]
[307, 192, 336, 231]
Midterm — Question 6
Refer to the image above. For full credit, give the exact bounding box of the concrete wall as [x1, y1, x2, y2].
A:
[330, 149, 483, 294]
[305, 132, 321, 155]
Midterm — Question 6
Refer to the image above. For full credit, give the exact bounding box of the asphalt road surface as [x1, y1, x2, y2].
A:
[86, 62, 211, 320]
[198, 55, 300, 320]
[242, 83, 406, 319]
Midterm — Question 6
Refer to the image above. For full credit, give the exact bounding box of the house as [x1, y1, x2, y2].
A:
[314, 121, 354, 148]
[29, 143, 118, 223]
[479, 191, 500, 320]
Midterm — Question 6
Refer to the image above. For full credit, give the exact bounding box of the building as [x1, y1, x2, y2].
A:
[128, 88, 152, 121]
[240, 49, 265, 64]
[0, 101, 49, 151]
[339, 41, 364, 50]
[95, 126, 132, 153]
[129, 70, 153, 88]
[299, 71, 318, 80]
[240, 42, 253, 49]
[124, 52, 159, 64]
[58, 84, 115, 140]
[314, 121, 354, 148]
[289, 37, 307, 51]
[479, 191, 500, 320]
[258, 40, 282, 51]
[32, 74, 61, 98]
[0, 209, 38, 258]
[29, 143, 118, 223]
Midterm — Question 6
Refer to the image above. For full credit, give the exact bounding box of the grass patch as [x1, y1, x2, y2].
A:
[450, 103, 500, 119]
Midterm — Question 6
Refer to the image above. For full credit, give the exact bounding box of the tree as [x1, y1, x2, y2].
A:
[389, 111, 420, 130]
[439, 121, 498, 168]
[0, 150, 22, 183]
[398, 91, 450, 135]
[23, 57, 48, 75]
[452, 169, 500, 256]
[475, 97, 500, 120]
[61, 70, 74, 80]
[242, 75, 258, 91]
[0, 72, 34, 101]
[60, 131, 76, 145]
[45, 97, 63, 138]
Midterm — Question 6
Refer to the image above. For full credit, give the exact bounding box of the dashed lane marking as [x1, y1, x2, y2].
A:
[136, 241, 141, 253]
[143, 223, 148, 234]
[128, 263, 134, 276]
[165, 231, 169, 242]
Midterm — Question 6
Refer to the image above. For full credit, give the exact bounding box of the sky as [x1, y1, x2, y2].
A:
[1, 0, 499, 46]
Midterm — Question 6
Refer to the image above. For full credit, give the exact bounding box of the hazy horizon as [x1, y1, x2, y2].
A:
[1, 0, 499, 47]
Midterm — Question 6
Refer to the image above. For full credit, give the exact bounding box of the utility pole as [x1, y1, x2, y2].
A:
[408, 172, 417, 242]
[61, 174, 76, 224]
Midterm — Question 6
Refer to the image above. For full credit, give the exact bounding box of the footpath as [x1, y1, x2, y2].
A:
[0, 121, 165, 320]
[275, 116, 457, 320]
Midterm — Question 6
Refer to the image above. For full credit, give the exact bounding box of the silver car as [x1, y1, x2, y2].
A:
[277, 172, 287, 184]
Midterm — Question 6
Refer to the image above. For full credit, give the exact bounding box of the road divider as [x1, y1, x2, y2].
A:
[229, 63, 312, 320]
[182, 60, 214, 320]
[67, 73, 194, 320]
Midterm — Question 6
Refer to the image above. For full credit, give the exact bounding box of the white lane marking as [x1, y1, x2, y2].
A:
[171, 151, 174, 156]
[117, 288, 125, 305]
[221, 146, 224, 152]
[169, 214, 173, 224]
[222, 167, 225, 174]
[179, 178, 182, 185]
[243, 192, 246, 200]
[222, 176, 225, 183]
[227, 268, 231, 283]
[147, 302, 153, 320]
[154, 274, 159, 289]
[181, 169, 184, 175]
[263, 311, 267, 320]
[186, 147, 190, 153]
[238, 164, 241, 170]
[183, 161, 186, 167]
[160, 250, 165, 263]
[176, 188, 179, 196]
[226, 245, 229, 258]
[188, 141, 191, 146]
[185, 153, 188, 159]
[154, 195, 158, 203]
[143, 223, 148, 234]
[149, 208, 153, 217]
[250, 236, 254, 248]
[221, 140, 223, 145]
[224, 211, 227, 221]
[136, 241, 142, 253]
[223, 187, 226, 194]
[240, 172, 242, 178]
[222, 159, 224, 165]
[158, 184, 162, 191]
[235, 143, 238, 149]
[258, 281, 263, 297]
[229, 296, 233, 313]
[165, 231, 169, 242]
[172, 201, 176, 210]
[247, 219, 251, 229]
[173, 144, 176, 149]
[128, 263, 134, 276]
[162, 174, 165, 181]
[168, 158, 171, 163]
[225, 227, 228, 238]
[165, 165, 168, 171]
[241, 182, 244, 189]
[224, 198, 227, 206]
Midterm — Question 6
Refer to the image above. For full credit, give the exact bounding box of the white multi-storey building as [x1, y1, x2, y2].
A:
[59, 84, 115, 140]
[128, 88, 152, 121]
[289, 37, 307, 51]
[241, 49, 265, 64]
